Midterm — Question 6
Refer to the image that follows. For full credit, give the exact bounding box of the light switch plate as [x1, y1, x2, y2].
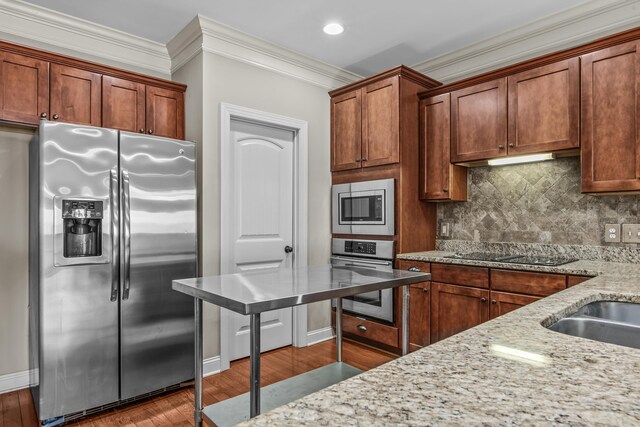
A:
[439, 222, 452, 238]
[621, 224, 640, 243]
[604, 224, 620, 243]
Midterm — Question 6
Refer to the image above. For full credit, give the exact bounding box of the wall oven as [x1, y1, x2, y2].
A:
[331, 178, 394, 236]
[331, 238, 395, 323]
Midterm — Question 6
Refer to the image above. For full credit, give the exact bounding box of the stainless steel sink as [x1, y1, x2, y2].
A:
[547, 301, 640, 350]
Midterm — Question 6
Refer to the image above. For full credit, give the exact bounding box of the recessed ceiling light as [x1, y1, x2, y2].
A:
[323, 23, 344, 35]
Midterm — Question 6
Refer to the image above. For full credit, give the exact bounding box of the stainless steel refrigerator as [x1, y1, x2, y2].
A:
[29, 121, 197, 423]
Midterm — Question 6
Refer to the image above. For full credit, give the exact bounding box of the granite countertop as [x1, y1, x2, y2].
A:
[240, 255, 640, 426]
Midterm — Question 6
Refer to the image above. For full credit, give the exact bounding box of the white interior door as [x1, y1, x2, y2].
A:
[226, 118, 294, 361]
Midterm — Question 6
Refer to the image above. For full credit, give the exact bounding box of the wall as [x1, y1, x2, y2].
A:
[0, 126, 33, 376]
[438, 157, 640, 247]
[173, 51, 333, 360]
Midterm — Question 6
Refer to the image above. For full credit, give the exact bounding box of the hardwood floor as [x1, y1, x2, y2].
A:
[0, 340, 394, 427]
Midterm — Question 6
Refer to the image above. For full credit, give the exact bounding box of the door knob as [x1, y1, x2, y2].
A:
[40, 112, 47, 118]
[52, 114, 59, 120]
[284, 245, 294, 254]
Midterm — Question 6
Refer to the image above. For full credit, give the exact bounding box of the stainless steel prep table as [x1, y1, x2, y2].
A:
[172, 264, 429, 426]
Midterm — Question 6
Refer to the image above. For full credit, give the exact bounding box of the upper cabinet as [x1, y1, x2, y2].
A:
[581, 40, 640, 193]
[331, 76, 399, 171]
[103, 76, 146, 134]
[451, 78, 507, 162]
[0, 41, 186, 138]
[0, 51, 48, 125]
[419, 93, 467, 201]
[507, 58, 579, 155]
[50, 64, 101, 127]
[146, 86, 185, 140]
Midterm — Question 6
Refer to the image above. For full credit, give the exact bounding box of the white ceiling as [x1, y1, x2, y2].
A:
[21, 0, 590, 76]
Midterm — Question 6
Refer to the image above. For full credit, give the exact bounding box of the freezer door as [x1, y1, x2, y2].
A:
[119, 132, 196, 399]
[35, 121, 120, 419]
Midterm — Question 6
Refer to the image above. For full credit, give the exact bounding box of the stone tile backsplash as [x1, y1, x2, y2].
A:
[437, 157, 640, 247]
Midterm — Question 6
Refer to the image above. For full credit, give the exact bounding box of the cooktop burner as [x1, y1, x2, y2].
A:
[444, 252, 577, 266]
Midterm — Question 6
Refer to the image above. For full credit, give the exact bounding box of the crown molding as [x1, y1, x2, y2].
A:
[0, 0, 171, 78]
[412, 0, 640, 83]
[168, 15, 362, 90]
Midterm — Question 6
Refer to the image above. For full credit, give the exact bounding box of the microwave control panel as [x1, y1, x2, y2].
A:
[344, 240, 376, 255]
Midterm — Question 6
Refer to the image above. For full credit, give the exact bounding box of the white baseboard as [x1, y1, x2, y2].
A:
[306, 326, 335, 346]
[203, 355, 221, 377]
[0, 369, 30, 394]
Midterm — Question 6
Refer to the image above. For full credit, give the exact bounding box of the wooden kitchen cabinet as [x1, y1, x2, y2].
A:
[396, 260, 431, 351]
[431, 263, 489, 288]
[50, 64, 101, 126]
[451, 78, 507, 162]
[430, 282, 490, 343]
[0, 51, 48, 125]
[490, 291, 540, 319]
[567, 275, 592, 287]
[581, 40, 640, 193]
[491, 269, 566, 297]
[507, 58, 580, 155]
[102, 75, 146, 134]
[330, 76, 399, 171]
[419, 93, 467, 201]
[146, 85, 185, 139]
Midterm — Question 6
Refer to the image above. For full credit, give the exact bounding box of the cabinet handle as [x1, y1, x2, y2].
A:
[408, 267, 421, 272]
[480, 297, 487, 302]
[355, 158, 361, 163]
[148, 129, 154, 135]
[498, 145, 504, 149]
[52, 114, 59, 120]
[423, 288, 429, 293]
[357, 325, 367, 332]
[139, 128, 145, 133]
[40, 112, 47, 118]
[491, 299, 497, 304]
[362, 157, 368, 161]
[508, 144, 514, 148]
[443, 188, 449, 192]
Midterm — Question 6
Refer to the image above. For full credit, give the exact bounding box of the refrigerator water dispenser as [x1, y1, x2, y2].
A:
[62, 199, 103, 258]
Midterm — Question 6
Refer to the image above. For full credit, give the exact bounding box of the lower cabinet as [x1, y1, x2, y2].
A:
[489, 291, 540, 319]
[430, 282, 490, 343]
[409, 282, 430, 351]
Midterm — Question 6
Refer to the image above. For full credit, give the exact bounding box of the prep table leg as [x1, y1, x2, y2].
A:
[194, 298, 203, 427]
[335, 298, 343, 362]
[250, 313, 261, 417]
[401, 285, 410, 356]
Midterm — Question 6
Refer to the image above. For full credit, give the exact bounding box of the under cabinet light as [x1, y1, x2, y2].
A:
[488, 153, 555, 166]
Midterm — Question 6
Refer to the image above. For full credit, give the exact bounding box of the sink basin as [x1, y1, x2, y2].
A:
[575, 301, 640, 326]
[547, 301, 640, 350]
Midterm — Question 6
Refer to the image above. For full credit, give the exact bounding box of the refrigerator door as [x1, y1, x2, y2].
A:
[35, 122, 120, 419]
[119, 132, 196, 399]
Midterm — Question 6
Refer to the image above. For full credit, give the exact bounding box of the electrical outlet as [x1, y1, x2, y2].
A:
[621, 224, 640, 243]
[604, 224, 620, 243]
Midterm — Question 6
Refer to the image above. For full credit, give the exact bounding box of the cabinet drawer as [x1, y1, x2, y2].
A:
[491, 269, 566, 296]
[567, 275, 593, 287]
[336, 312, 399, 348]
[431, 263, 489, 288]
[396, 259, 430, 272]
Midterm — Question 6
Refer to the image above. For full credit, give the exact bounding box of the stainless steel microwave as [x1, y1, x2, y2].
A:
[331, 178, 395, 236]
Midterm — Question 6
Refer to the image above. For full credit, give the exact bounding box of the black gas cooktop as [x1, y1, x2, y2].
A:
[444, 252, 577, 266]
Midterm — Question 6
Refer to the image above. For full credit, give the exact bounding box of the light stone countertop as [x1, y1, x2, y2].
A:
[239, 253, 640, 426]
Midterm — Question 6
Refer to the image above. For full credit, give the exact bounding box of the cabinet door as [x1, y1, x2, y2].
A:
[490, 291, 539, 319]
[451, 78, 507, 162]
[409, 282, 430, 351]
[581, 40, 640, 192]
[331, 89, 362, 171]
[362, 76, 399, 167]
[430, 282, 489, 343]
[50, 64, 101, 126]
[508, 58, 579, 155]
[102, 75, 145, 133]
[0, 51, 48, 125]
[420, 94, 467, 201]
[145, 86, 185, 140]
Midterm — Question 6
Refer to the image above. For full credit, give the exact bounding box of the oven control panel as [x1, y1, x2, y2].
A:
[345, 240, 376, 255]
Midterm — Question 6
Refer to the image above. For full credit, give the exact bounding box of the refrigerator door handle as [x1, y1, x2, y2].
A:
[122, 169, 132, 300]
[110, 168, 119, 302]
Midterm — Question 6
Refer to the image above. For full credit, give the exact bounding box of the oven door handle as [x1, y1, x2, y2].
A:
[331, 256, 393, 267]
